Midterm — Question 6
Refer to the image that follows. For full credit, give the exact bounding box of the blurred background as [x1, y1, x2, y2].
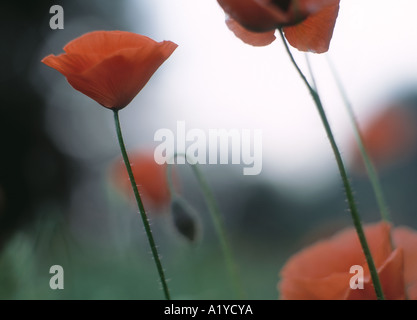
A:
[1, 0, 417, 299]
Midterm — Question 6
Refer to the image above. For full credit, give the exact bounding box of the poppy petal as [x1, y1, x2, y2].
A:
[66, 42, 177, 109]
[225, 17, 276, 46]
[394, 227, 417, 299]
[255, 0, 338, 24]
[217, 0, 281, 32]
[282, 1, 339, 53]
[351, 107, 417, 172]
[42, 31, 177, 110]
[346, 248, 405, 300]
[280, 222, 392, 280]
[295, 0, 338, 13]
[279, 222, 397, 300]
[254, 0, 296, 24]
[280, 273, 351, 300]
[255, 0, 306, 24]
[63, 30, 157, 57]
[41, 53, 97, 75]
[111, 151, 171, 211]
[377, 248, 406, 300]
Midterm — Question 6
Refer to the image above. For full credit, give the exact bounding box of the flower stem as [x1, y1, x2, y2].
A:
[304, 54, 318, 91]
[191, 163, 245, 299]
[166, 154, 245, 299]
[278, 29, 385, 300]
[113, 110, 170, 300]
[325, 56, 391, 222]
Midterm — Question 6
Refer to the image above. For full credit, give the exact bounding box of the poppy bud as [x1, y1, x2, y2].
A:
[170, 196, 200, 242]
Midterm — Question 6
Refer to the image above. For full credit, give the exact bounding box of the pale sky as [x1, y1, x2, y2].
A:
[106, 1, 417, 195]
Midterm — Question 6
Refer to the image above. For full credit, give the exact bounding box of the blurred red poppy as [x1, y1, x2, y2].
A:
[351, 106, 417, 172]
[278, 221, 417, 299]
[42, 31, 177, 110]
[111, 151, 172, 212]
[217, 0, 340, 53]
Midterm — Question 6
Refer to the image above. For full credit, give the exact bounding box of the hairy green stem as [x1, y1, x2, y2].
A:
[279, 29, 384, 300]
[325, 56, 391, 222]
[166, 154, 245, 299]
[113, 110, 170, 300]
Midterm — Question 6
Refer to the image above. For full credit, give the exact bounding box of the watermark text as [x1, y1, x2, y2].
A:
[154, 121, 262, 175]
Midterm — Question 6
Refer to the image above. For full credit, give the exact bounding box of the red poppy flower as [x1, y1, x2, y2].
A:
[111, 151, 172, 212]
[278, 222, 417, 299]
[351, 106, 417, 173]
[217, 0, 340, 53]
[42, 31, 177, 110]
